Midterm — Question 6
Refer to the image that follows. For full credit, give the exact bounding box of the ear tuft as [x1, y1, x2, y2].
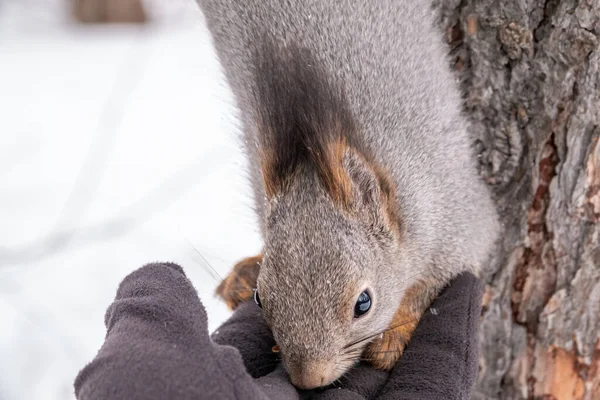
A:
[252, 39, 359, 205]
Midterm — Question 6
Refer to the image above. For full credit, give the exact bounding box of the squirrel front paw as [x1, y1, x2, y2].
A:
[215, 255, 262, 311]
[362, 310, 418, 370]
[362, 281, 434, 370]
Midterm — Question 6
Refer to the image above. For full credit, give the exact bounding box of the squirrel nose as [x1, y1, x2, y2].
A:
[288, 360, 335, 390]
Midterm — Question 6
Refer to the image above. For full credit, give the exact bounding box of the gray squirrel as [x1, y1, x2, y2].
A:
[199, 0, 500, 390]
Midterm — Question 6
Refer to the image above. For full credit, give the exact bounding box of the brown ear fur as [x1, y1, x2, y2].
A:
[259, 136, 354, 210]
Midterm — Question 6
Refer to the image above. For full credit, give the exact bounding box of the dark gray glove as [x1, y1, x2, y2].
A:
[75, 262, 483, 400]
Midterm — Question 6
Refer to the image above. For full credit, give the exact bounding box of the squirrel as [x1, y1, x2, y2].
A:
[199, 0, 500, 390]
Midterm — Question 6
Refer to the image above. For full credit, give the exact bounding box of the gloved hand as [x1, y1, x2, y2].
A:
[75, 262, 483, 400]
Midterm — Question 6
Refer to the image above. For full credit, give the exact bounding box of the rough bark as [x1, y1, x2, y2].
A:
[431, 1, 600, 399]
[71, 0, 148, 24]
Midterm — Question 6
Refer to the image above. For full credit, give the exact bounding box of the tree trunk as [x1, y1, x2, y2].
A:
[431, 1, 600, 399]
[71, 0, 148, 24]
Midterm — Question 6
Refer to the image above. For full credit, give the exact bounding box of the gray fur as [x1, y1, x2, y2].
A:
[196, 0, 500, 388]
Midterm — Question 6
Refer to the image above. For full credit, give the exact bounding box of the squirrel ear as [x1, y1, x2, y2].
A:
[342, 147, 401, 239]
[342, 148, 380, 209]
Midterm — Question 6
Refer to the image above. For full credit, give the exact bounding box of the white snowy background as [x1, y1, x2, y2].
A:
[0, 1, 261, 399]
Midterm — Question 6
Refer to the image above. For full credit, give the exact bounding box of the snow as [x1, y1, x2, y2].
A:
[0, 1, 261, 399]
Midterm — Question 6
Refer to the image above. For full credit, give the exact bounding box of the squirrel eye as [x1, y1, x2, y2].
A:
[253, 288, 262, 308]
[354, 290, 371, 318]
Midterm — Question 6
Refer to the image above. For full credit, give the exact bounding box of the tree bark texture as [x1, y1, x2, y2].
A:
[431, 1, 600, 399]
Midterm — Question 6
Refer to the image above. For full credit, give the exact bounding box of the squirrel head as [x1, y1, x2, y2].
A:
[250, 40, 411, 388]
[256, 145, 407, 389]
